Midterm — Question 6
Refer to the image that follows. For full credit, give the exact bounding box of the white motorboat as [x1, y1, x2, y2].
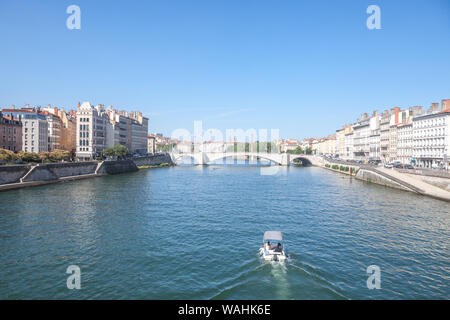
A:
[259, 231, 287, 262]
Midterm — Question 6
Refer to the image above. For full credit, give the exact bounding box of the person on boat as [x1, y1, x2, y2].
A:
[265, 242, 271, 251]
[274, 243, 282, 252]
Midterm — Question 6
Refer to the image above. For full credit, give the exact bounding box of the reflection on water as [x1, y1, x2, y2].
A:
[0, 165, 449, 299]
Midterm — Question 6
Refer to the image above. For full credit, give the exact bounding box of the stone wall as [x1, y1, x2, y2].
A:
[406, 174, 450, 192]
[97, 160, 138, 175]
[355, 168, 410, 191]
[132, 153, 174, 167]
[21, 162, 98, 182]
[0, 165, 31, 184]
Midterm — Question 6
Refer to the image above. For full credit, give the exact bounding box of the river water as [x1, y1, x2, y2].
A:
[0, 162, 449, 299]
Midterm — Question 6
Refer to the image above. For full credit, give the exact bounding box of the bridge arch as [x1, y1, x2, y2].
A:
[289, 155, 313, 166]
[172, 153, 202, 165]
[206, 152, 282, 165]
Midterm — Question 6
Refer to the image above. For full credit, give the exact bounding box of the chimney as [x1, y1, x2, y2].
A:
[429, 103, 439, 113]
[442, 99, 450, 111]
[391, 107, 400, 124]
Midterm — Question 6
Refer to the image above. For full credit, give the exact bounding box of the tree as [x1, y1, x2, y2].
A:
[17, 151, 39, 162]
[104, 144, 129, 158]
[287, 146, 304, 154]
[103, 147, 115, 157]
[0, 148, 19, 161]
[49, 149, 70, 161]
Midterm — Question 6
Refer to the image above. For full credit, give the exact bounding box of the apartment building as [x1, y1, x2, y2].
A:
[106, 107, 149, 154]
[336, 127, 345, 158]
[43, 106, 77, 152]
[343, 125, 354, 160]
[147, 135, 156, 154]
[129, 111, 148, 154]
[412, 102, 450, 168]
[0, 112, 22, 151]
[41, 111, 61, 151]
[280, 139, 301, 153]
[76, 102, 109, 160]
[369, 111, 380, 160]
[379, 110, 390, 162]
[3, 108, 48, 153]
[352, 114, 370, 160]
[388, 107, 402, 162]
[397, 121, 413, 164]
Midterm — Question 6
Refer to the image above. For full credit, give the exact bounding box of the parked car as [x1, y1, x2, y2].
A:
[404, 164, 414, 169]
[394, 163, 404, 169]
[384, 163, 393, 168]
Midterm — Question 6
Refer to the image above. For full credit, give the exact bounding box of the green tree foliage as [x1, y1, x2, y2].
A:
[286, 146, 304, 154]
[0, 148, 19, 161]
[17, 151, 39, 162]
[104, 144, 129, 157]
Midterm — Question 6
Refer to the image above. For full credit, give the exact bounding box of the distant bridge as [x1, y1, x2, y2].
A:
[170, 152, 322, 166]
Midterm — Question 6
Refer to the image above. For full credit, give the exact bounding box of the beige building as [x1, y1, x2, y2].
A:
[344, 125, 354, 160]
[336, 127, 345, 158]
[42, 106, 77, 152]
[315, 135, 336, 155]
[280, 139, 300, 153]
[389, 107, 406, 162]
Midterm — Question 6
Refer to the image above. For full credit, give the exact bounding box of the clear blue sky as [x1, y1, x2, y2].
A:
[1, 0, 449, 140]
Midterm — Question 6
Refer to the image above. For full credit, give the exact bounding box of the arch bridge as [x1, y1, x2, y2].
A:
[170, 152, 321, 166]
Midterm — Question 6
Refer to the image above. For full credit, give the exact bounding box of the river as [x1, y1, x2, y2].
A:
[0, 162, 449, 299]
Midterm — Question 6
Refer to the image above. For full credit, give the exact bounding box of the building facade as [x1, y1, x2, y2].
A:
[379, 110, 390, 162]
[43, 112, 61, 151]
[352, 114, 370, 160]
[0, 112, 22, 151]
[3, 109, 48, 153]
[336, 127, 345, 158]
[413, 110, 450, 168]
[369, 112, 380, 160]
[76, 102, 109, 160]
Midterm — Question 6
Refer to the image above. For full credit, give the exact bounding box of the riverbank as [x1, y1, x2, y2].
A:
[318, 157, 450, 202]
[0, 153, 174, 192]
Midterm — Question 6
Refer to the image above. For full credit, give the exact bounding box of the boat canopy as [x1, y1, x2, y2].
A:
[263, 231, 283, 241]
